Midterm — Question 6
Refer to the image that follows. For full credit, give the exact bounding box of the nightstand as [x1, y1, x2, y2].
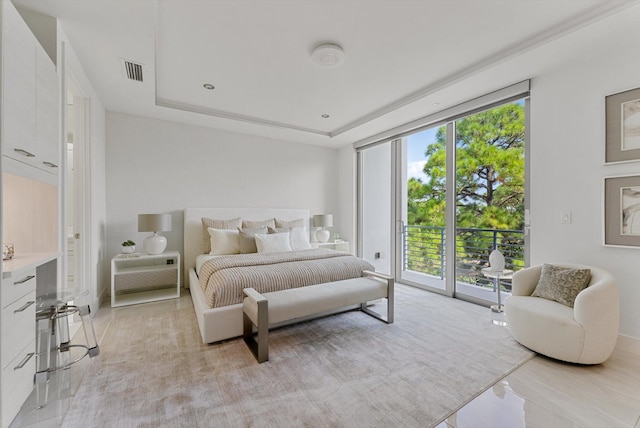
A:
[111, 251, 180, 307]
[313, 241, 350, 253]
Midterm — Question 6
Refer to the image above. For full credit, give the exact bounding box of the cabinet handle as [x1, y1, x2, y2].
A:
[14, 275, 35, 285]
[14, 148, 35, 158]
[42, 161, 58, 168]
[13, 301, 35, 313]
[14, 352, 34, 370]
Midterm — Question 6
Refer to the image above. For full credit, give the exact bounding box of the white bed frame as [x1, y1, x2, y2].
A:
[184, 207, 311, 343]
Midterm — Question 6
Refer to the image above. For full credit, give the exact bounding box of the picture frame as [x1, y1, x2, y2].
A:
[604, 174, 640, 248]
[605, 86, 640, 164]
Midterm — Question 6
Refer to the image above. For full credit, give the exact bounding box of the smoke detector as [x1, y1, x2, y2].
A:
[311, 44, 345, 68]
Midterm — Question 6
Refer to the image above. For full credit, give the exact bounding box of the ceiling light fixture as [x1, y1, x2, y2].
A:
[311, 43, 345, 68]
[321, 114, 330, 119]
[203, 83, 215, 90]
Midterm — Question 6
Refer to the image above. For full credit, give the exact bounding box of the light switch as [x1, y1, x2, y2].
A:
[561, 211, 572, 224]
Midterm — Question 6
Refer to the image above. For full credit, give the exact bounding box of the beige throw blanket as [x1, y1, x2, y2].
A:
[198, 249, 375, 308]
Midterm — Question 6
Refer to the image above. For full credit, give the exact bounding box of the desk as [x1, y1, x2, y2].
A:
[481, 268, 513, 326]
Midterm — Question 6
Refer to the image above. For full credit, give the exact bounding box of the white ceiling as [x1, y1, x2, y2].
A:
[12, 0, 640, 148]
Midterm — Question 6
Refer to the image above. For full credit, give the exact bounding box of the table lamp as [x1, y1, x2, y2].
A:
[138, 213, 172, 254]
[313, 214, 333, 243]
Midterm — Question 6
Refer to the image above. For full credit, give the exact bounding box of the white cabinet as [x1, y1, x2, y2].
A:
[111, 252, 181, 307]
[2, 2, 37, 162]
[1, 266, 37, 428]
[36, 48, 59, 172]
[1, 1, 59, 175]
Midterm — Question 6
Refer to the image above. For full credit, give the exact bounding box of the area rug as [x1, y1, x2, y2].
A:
[62, 285, 533, 427]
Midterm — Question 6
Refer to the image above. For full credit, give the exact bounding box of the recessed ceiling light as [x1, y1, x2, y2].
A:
[311, 44, 345, 68]
[203, 83, 215, 90]
[321, 114, 330, 119]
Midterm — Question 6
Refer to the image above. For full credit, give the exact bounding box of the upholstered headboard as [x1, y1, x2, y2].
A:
[183, 207, 310, 275]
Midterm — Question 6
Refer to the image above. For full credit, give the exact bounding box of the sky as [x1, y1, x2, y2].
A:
[406, 127, 438, 181]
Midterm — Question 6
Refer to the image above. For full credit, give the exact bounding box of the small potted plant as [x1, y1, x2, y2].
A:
[121, 240, 136, 254]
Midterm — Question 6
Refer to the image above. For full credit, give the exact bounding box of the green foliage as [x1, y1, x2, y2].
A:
[122, 240, 136, 246]
[406, 103, 526, 283]
[408, 103, 525, 230]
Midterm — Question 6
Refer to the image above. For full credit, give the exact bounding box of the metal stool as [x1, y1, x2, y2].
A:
[35, 291, 100, 408]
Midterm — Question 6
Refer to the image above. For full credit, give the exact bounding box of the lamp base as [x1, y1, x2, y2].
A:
[143, 233, 167, 255]
[316, 229, 330, 243]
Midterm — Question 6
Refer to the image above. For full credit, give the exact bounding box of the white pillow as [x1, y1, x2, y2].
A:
[208, 228, 240, 255]
[255, 232, 292, 253]
[289, 227, 312, 250]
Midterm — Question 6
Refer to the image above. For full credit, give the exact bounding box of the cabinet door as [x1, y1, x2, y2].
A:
[2, 3, 37, 164]
[36, 47, 59, 173]
[1, 292, 36, 370]
[1, 340, 35, 428]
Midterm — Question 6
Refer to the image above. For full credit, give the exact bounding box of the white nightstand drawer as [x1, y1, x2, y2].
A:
[2, 267, 36, 308]
[1, 340, 35, 428]
[1, 292, 36, 369]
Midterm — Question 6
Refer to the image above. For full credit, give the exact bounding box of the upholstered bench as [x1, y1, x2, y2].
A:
[242, 270, 394, 363]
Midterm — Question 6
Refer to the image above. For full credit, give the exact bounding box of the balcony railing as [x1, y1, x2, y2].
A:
[403, 225, 525, 291]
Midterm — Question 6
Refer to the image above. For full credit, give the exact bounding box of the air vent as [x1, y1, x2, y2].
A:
[120, 59, 144, 82]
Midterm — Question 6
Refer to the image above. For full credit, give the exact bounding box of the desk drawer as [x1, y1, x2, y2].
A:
[2, 267, 36, 308]
[1, 340, 35, 428]
[1, 292, 36, 369]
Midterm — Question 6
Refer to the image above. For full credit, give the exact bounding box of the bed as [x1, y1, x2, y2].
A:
[184, 207, 375, 343]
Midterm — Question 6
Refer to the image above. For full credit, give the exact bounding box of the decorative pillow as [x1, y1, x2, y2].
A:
[531, 264, 592, 307]
[242, 218, 276, 229]
[208, 228, 240, 255]
[201, 217, 242, 253]
[255, 232, 292, 253]
[268, 226, 312, 251]
[275, 218, 305, 228]
[237, 227, 268, 254]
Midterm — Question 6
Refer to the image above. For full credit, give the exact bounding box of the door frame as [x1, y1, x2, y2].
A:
[60, 41, 92, 298]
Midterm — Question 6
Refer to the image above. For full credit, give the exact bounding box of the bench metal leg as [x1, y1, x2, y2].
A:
[243, 289, 269, 363]
[361, 271, 394, 324]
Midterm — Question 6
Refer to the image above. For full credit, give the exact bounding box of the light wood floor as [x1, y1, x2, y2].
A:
[11, 289, 640, 428]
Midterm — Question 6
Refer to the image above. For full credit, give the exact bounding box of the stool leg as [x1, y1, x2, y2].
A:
[35, 312, 52, 409]
[56, 305, 71, 352]
[78, 305, 100, 357]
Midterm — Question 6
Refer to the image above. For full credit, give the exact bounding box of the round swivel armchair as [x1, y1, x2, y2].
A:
[505, 263, 619, 364]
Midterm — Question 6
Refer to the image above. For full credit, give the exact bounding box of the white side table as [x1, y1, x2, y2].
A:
[111, 251, 181, 307]
[312, 241, 350, 253]
[481, 268, 513, 326]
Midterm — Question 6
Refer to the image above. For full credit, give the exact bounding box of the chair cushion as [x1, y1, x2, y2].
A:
[505, 295, 585, 363]
[531, 263, 591, 307]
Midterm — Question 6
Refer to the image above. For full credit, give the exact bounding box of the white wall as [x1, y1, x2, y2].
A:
[337, 145, 356, 244]
[105, 112, 340, 275]
[360, 143, 392, 274]
[529, 45, 640, 341]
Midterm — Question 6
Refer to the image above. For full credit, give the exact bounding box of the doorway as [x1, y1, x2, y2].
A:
[64, 75, 89, 297]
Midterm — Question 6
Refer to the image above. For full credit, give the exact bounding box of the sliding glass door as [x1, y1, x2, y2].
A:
[358, 90, 529, 307]
[453, 101, 527, 304]
[398, 125, 448, 292]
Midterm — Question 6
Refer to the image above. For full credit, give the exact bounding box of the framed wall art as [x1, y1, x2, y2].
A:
[604, 174, 640, 247]
[605, 86, 640, 163]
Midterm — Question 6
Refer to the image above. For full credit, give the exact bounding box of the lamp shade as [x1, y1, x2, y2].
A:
[313, 214, 333, 228]
[138, 214, 172, 233]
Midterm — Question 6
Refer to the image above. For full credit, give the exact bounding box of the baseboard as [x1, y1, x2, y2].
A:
[616, 334, 640, 355]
